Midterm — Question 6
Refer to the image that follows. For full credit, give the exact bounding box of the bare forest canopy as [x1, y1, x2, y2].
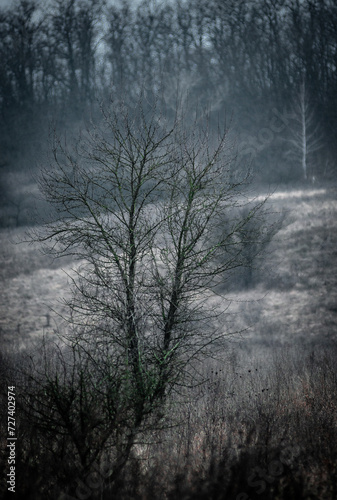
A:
[0, 0, 337, 203]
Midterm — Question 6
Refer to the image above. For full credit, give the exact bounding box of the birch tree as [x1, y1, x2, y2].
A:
[288, 80, 323, 181]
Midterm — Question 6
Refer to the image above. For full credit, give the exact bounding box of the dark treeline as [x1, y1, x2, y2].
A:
[1, 0, 337, 187]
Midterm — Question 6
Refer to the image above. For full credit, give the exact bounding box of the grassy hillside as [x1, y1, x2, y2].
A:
[1, 184, 336, 351]
[0, 184, 337, 499]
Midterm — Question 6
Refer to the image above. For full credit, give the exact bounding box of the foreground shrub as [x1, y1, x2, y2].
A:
[1, 344, 336, 499]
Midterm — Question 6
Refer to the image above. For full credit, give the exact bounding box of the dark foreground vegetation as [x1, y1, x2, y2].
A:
[1, 343, 337, 499]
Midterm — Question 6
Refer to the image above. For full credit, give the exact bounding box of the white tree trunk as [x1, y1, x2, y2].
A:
[300, 83, 307, 180]
[289, 78, 323, 181]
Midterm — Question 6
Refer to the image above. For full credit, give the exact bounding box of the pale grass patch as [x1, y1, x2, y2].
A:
[1, 185, 337, 351]
[256, 187, 327, 202]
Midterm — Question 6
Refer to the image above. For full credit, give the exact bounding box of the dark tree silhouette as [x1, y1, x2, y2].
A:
[24, 97, 267, 494]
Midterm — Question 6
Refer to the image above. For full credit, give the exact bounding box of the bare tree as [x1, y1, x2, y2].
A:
[288, 79, 324, 181]
[50, 0, 102, 108]
[27, 96, 266, 492]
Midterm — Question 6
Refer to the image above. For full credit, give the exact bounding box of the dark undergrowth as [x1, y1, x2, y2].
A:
[1, 343, 336, 500]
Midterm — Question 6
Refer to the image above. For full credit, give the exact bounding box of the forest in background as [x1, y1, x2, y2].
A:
[0, 0, 337, 229]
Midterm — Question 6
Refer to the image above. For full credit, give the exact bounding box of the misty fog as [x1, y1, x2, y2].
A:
[0, 0, 336, 229]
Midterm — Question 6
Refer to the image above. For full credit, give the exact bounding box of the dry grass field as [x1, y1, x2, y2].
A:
[230, 185, 337, 349]
[1, 184, 336, 353]
[1, 183, 337, 499]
